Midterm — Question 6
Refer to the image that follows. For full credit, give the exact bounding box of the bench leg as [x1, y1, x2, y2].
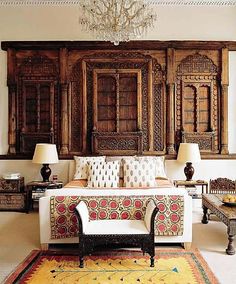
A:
[183, 242, 192, 250]
[150, 255, 155, 267]
[41, 243, 49, 250]
[79, 256, 84, 268]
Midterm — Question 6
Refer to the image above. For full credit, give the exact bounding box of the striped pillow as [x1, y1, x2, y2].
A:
[87, 161, 120, 188]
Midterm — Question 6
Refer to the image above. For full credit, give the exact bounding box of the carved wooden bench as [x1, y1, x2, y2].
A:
[75, 199, 159, 268]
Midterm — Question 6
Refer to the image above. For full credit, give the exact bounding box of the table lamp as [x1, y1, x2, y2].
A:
[32, 143, 59, 182]
[177, 143, 201, 181]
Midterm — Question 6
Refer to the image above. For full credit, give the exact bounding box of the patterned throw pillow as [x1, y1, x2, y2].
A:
[135, 156, 167, 179]
[73, 156, 105, 179]
[123, 160, 157, 187]
[106, 156, 136, 178]
[87, 161, 120, 188]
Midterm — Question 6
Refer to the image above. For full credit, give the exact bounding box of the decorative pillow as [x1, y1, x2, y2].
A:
[87, 161, 120, 188]
[73, 156, 105, 179]
[135, 156, 167, 179]
[123, 160, 156, 187]
[105, 156, 136, 178]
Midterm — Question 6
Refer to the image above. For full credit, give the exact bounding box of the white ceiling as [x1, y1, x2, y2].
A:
[0, 0, 236, 6]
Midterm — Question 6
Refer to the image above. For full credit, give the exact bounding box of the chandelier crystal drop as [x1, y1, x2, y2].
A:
[79, 0, 157, 45]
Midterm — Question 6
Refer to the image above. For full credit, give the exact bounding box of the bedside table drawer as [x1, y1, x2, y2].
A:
[0, 177, 24, 192]
[0, 193, 26, 211]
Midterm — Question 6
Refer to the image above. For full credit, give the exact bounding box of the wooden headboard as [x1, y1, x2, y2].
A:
[2, 40, 230, 157]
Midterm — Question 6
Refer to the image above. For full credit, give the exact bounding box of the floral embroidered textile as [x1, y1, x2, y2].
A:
[50, 195, 184, 239]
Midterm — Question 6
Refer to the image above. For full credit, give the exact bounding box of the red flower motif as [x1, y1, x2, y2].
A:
[55, 196, 65, 203]
[69, 225, 77, 234]
[70, 214, 78, 224]
[171, 203, 179, 212]
[134, 210, 142, 220]
[90, 211, 97, 220]
[123, 198, 131, 207]
[171, 196, 178, 201]
[56, 215, 66, 225]
[68, 203, 77, 213]
[158, 223, 166, 232]
[155, 196, 164, 200]
[110, 211, 118, 219]
[56, 203, 66, 214]
[100, 199, 108, 207]
[121, 211, 130, 219]
[99, 210, 107, 219]
[171, 224, 178, 232]
[157, 202, 166, 212]
[89, 200, 98, 209]
[71, 196, 79, 201]
[158, 214, 165, 221]
[57, 226, 67, 235]
[134, 200, 142, 208]
[110, 200, 118, 209]
[170, 213, 180, 223]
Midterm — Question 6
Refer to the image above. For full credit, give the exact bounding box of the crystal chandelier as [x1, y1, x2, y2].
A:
[79, 0, 157, 45]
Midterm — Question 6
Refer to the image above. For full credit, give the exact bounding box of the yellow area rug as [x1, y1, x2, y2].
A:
[5, 249, 219, 284]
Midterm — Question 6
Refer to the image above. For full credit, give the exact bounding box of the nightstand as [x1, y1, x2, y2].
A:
[0, 177, 27, 212]
[26, 181, 63, 211]
[174, 180, 208, 197]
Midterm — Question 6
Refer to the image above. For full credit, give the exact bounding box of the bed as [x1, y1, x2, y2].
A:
[39, 156, 192, 249]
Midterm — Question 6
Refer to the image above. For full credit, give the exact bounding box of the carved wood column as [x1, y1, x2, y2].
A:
[221, 48, 229, 154]
[59, 48, 69, 155]
[7, 48, 17, 154]
[148, 60, 153, 151]
[166, 48, 176, 154]
[8, 84, 17, 154]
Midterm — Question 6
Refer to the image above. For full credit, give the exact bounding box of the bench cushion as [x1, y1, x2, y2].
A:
[84, 220, 149, 235]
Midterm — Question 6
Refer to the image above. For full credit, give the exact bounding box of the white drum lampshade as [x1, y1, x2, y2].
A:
[177, 143, 201, 181]
[32, 143, 59, 182]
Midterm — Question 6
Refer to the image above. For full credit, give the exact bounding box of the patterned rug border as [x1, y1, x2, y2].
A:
[4, 248, 219, 284]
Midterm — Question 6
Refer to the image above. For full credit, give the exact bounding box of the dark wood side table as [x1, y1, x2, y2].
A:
[202, 194, 236, 255]
[0, 177, 27, 212]
[174, 180, 208, 196]
[26, 181, 63, 211]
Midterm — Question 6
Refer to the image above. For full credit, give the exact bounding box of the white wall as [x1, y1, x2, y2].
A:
[0, 4, 236, 183]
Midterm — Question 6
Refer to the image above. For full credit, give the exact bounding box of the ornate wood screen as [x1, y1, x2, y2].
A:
[176, 52, 219, 153]
[1, 41, 230, 157]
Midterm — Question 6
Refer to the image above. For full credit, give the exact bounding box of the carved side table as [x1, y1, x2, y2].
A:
[26, 181, 63, 211]
[202, 194, 236, 255]
[0, 177, 27, 212]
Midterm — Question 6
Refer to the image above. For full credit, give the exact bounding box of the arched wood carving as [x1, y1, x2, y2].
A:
[10, 54, 59, 154]
[69, 52, 165, 155]
[176, 53, 219, 153]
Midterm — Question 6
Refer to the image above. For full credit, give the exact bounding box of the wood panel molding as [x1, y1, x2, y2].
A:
[1, 40, 230, 157]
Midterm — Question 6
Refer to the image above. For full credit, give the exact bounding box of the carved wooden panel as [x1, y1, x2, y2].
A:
[8, 52, 60, 154]
[181, 131, 215, 152]
[176, 52, 219, 153]
[69, 61, 83, 154]
[69, 51, 166, 154]
[92, 132, 143, 155]
[2, 41, 229, 157]
[91, 68, 142, 155]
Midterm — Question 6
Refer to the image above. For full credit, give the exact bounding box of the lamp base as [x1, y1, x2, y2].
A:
[41, 164, 51, 182]
[184, 162, 194, 181]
